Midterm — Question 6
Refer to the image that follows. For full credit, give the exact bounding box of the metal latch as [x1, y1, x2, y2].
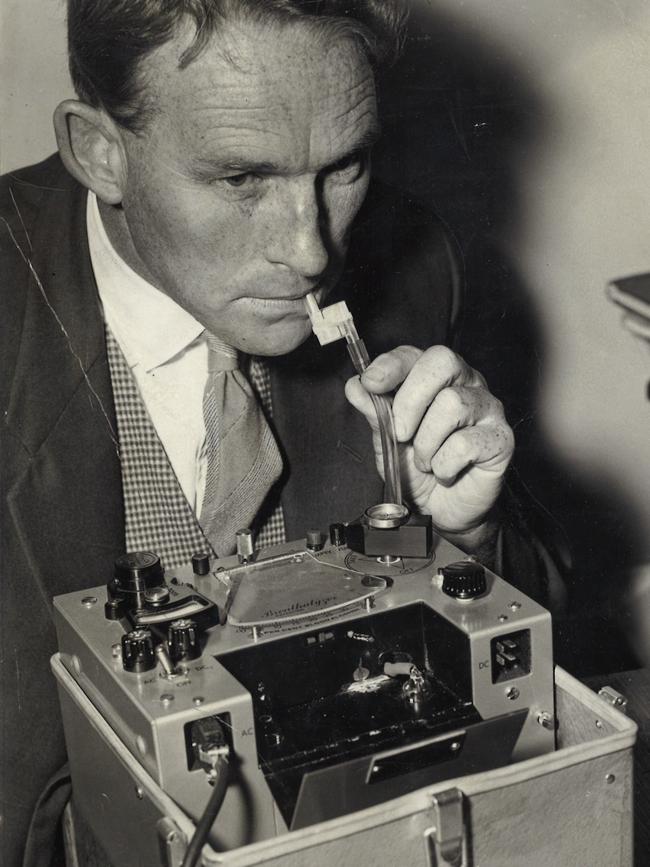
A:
[157, 817, 188, 867]
[598, 685, 628, 715]
[424, 788, 467, 867]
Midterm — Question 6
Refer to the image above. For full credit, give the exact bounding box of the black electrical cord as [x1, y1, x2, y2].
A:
[180, 755, 230, 867]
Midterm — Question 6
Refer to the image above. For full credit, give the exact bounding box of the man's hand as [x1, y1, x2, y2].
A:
[345, 345, 514, 554]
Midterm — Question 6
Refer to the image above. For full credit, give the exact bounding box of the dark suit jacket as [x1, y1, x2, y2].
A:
[0, 155, 559, 867]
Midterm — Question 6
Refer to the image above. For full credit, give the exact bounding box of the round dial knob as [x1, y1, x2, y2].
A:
[114, 552, 164, 592]
[439, 560, 487, 600]
[168, 618, 201, 663]
[306, 529, 324, 551]
[121, 628, 156, 673]
[191, 552, 211, 576]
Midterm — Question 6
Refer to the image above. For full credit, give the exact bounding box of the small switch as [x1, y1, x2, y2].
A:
[236, 528, 254, 562]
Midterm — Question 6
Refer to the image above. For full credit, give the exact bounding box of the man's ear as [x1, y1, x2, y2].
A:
[53, 100, 127, 205]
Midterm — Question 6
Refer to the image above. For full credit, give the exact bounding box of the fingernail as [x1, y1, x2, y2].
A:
[363, 366, 384, 383]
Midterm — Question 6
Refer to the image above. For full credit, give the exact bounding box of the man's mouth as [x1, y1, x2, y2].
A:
[248, 286, 326, 306]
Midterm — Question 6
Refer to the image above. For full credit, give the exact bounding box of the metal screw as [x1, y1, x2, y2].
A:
[293, 555, 304, 563]
[606, 774, 616, 785]
[135, 786, 144, 800]
[537, 711, 555, 730]
[192, 696, 204, 707]
[450, 741, 461, 752]
[595, 719, 603, 729]
[81, 596, 97, 608]
[160, 693, 174, 706]
[498, 614, 509, 622]
[509, 601, 522, 611]
[506, 687, 520, 701]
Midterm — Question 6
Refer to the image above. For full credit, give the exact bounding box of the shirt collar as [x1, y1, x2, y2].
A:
[86, 192, 204, 372]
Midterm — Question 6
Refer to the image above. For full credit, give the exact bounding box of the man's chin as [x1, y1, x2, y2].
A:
[236, 315, 313, 357]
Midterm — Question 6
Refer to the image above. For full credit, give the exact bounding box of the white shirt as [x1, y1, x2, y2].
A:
[86, 192, 211, 512]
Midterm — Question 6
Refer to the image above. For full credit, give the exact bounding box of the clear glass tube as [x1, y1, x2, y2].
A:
[303, 293, 404, 513]
[345, 337, 403, 508]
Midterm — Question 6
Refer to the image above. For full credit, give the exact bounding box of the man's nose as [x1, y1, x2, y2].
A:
[267, 179, 329, 280]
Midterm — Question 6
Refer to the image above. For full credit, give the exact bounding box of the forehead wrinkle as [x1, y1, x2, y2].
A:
[329, 110, 381, 155]
[143, 18, 376, 174]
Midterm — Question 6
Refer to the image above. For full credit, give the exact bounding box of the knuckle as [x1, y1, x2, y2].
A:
[499, 422, 515, 453]
[436, 387, 464, 419]
[471, 387, 503, 421]
[422, 345, 461, 380]
[443, 429, 472, 461]
[396, 344, 423, 362]
[473, 368, 488, 388]
[394, 345, 423, 377]
[485, 423, 514, 460]
[492, 396, 505, 417]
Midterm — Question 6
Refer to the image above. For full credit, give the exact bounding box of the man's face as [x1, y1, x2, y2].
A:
[109, 17, 378, 355]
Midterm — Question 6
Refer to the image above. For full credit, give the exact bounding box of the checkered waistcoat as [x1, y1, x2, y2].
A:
[105, 328, 286, 569]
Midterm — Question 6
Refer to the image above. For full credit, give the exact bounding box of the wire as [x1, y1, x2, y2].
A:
[302, 548, 393, 578]
[180, 756, 230, 867]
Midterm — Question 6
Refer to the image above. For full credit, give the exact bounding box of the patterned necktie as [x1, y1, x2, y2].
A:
[199, 334, 283, 557]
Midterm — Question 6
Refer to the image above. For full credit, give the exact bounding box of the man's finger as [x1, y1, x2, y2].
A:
[392, 345, 485, 442]
[359, 345, 422, 393]
[412, 386, 505, 472]
[345, 375, 381, 431]
[431, 423, 514, 485]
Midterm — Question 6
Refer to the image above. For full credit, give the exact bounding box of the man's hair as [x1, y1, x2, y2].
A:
[67, 0, 408, 133]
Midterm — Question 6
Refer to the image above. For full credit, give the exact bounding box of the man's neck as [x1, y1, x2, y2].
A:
[97, 197, 161, 290]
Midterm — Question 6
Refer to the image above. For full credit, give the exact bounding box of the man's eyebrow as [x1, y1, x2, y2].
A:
[189, 124, 382, 177]
[348, 121, 382, 153]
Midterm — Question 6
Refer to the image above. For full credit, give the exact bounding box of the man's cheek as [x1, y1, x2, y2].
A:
[329, 181, 370, 246]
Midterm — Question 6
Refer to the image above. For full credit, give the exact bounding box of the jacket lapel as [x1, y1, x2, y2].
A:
[6, 159, 125, 600]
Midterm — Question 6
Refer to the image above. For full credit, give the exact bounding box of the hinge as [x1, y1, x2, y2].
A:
[157, 816, 188, 867]
[424, 788, 467, 867]
[598, 685, 628, 715]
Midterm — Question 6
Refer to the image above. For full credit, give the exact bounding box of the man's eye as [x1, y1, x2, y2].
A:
[328, 152, 366, 183]
[223, 173, 260, 188]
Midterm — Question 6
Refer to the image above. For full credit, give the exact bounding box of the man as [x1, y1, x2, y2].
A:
[0, 2, 564, 864]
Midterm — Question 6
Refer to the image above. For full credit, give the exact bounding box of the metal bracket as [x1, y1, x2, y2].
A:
[424, 788, 467, 867]
[598, 685, 628, 715]
[157, 817, 188, 867]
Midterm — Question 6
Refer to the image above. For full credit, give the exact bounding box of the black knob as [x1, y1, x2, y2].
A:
[191, 552, 211, 576]
[329, 523, 346, 547]
[439, 560, 487, 600]
[114, 552, 164, 592]
[168, 618, 201, 663]
[306, 529, 324, 551]
[121, 628, 156, 673]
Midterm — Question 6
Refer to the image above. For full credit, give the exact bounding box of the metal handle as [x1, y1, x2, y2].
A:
[424, 788, 467, 867]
